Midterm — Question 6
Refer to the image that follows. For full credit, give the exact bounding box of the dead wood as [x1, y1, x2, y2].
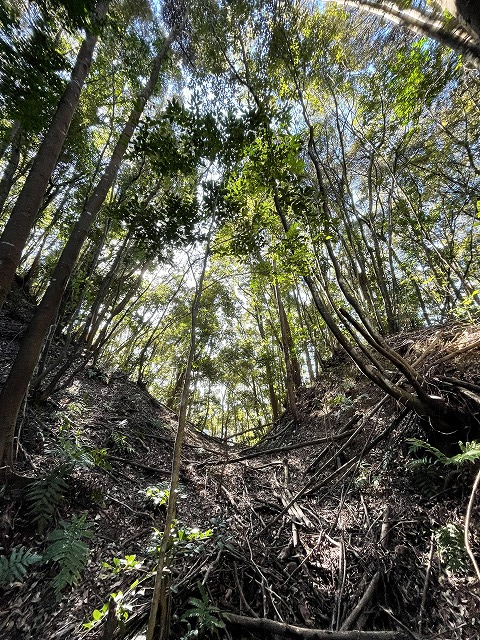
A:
[107, 454, 171, 476]
[340, 572, 381, 631]
[431, 338, 480, 365]
[101, 597, 117, 640]
[203, 430, 357, 466]
[258, 408, 409, 537]
[379, 505, 391, 550]
[222, 612, 415, 639]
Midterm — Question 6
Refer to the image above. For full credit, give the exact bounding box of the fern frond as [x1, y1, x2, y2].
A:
[26, 468, 69, 533]
[436, 523, 470, 574]
[0, 546, 42, 584]
[407, 438, 448, 463]
[43, 515, 93, 599]
[451, 441, 480, 465]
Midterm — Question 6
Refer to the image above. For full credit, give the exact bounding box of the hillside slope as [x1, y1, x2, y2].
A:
[0, 296, 479, 640]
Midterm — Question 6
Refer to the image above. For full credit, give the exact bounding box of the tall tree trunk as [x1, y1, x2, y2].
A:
[0, 0, 109, 310]
[0, 21, 184, 465]
[326, 0, 480, 66]
[0, 127, 21, 216]
[0, 120, 20, 162]
[255, 312, 281, 423]
[438, 0, 480, 42]
[146, 219, 215, 640]
[274, 281, 300, 422]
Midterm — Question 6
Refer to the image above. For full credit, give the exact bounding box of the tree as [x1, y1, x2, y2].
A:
[0, 0, 110, 309]
[0, 10, 187, 465]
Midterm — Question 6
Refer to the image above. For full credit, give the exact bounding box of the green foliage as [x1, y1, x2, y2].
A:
[110, 431, 135, 454]
[56, 434, 95, 469]
[83, 590, 135, 631]
[85, 447, 111, 470]
[408, 439, 480, 466]
[145, 483, 170, 507]
[406, 457, 445, 498]
[0, 1, 70, 131]
[101, 554, 143, 576]
[435, 523, 470, 574]
[43, 515, 93, 599]
[26, 468, 70, 533]
[0, 546, 42, 584]
[181, 584, 225, 639]
[149, 523, 213, 559]
[83, 601, 110, 630]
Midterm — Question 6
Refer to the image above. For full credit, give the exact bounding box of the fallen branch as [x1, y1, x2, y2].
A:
[340, 572, 381, 631]
[222, 612, 415, 639]
[107, 455, 170, 476]
[257, 409, 409, 537]
[431, 338, 480, 365]
[202, 430, 356, 466]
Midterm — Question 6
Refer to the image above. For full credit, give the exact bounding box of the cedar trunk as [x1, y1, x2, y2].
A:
[0, 0, 109, 310]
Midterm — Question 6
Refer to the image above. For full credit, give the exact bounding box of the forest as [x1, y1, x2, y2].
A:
[0, 0, 479, 638]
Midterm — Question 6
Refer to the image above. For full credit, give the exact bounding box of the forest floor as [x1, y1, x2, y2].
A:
[0, 291, 480, 640]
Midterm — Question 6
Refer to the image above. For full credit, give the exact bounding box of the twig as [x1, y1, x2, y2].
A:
[234, 562, 259, 618]
[333, 535, 347, 630]
[108, 494, 152, 518]
[379, 607, 419, 640]
[431, 338, 480, 365]
[202, 548, 223, 585]
[107, 454, 170, 476]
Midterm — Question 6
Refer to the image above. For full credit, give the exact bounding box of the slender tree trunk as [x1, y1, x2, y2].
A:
[274, 282, 300, 421]
[0, 21, 184, 465]
[146, 220, 215, 640]
[0, 127, 21, 216]
[255, 312, 281, 423]
[0, 120, 20, 162]
[0, 0, 110, 310]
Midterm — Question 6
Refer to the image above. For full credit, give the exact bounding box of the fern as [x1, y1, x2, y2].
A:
[43, 515, 93, 599]
[435, 523, 470, 574]
[407, 457, 444, 497]
[181, 584, 225, 639]
[26, 467, 70, 533]
[407, 438, 480, 466]
[0, 546, 42, 584]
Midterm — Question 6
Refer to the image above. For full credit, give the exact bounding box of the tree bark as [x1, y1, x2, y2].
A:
[0, 20, 184, 465]
[0, 127, 21, 215]
[326, 0, 480, 67]
[222, 612, 413, 640]
[438, 0, 480, 43]
[0, 0, 109, 310]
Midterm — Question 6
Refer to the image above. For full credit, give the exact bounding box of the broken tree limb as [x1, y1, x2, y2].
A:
[340, 572, 381, 631]
[202, 430, 357, 466]
[222, 611, 415, 639]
